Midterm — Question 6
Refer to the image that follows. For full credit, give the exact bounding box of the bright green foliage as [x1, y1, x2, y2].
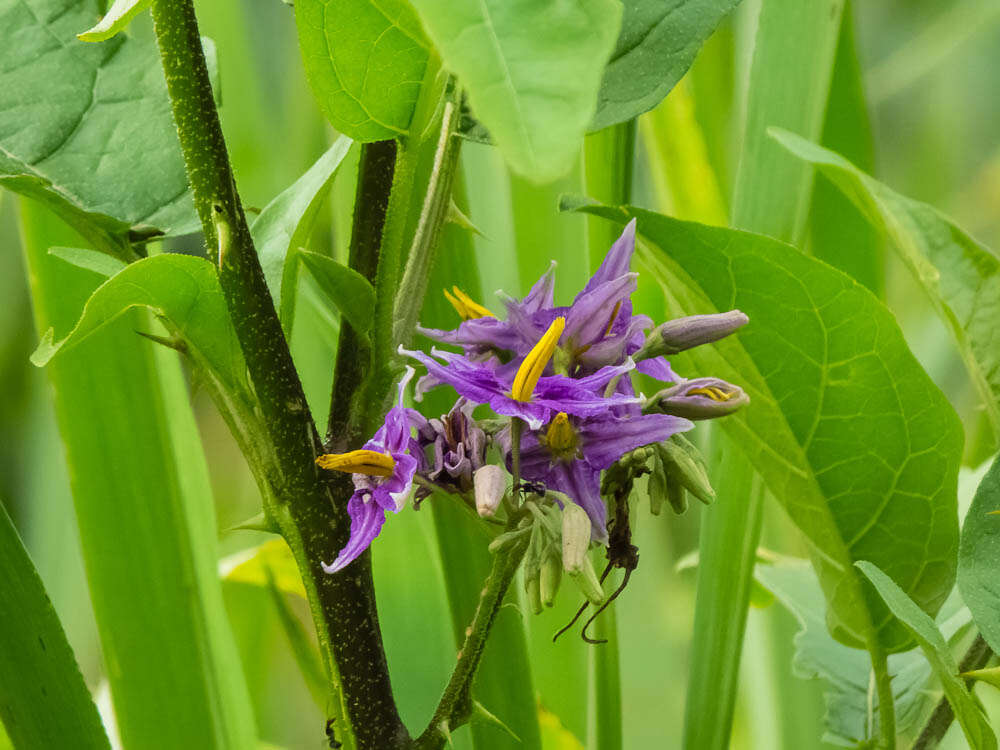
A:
[21, 203, 257, 750]
[77, 0, 151, 42]
[732, 0, 843, 241]
[295, 0, 430, 141]
[0, 503, 111, 750]
[958, 456, 1000, 654]
[32, 254, 250, 404]
[807, 4, 883, 296]
[570, 201, 962, 652]
[774, 129, 1000, 450]
[298, 251, 376, 342]
[49, 246, 128, 278]
[408, 0, 622, 182]
[757, 558, 971, 746]
[857, 562, 997, 750]
[0, 0, 196, 255]
[591, 0, 743, 131]
[251, 137, 353, 317]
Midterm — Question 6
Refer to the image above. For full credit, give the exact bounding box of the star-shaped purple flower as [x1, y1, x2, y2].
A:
[319, 368, 419, 573]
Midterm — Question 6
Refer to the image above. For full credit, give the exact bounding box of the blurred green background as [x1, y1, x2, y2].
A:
[1, 0, 998, 747]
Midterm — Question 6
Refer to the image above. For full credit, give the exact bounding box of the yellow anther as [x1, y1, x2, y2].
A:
[511, 317, 565, 402]
[543, 412, 579, 459]
[444, 286, 494, 321]
[687, 386, 737, 402]
[316, 449, 395, 477]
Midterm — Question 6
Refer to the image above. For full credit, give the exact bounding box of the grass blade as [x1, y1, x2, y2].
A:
[0, 502, 111, 750]
[19, 200, 257, 749]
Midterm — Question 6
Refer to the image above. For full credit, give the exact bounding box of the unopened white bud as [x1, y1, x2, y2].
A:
[474, 465, 506, 517]
[561, 503, 593, 574]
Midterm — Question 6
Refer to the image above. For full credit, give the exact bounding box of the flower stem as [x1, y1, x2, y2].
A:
[511, 417, 524, 505]
[868, 641, 896, 749]
[148, 3, 407, 747]
[413, 537, 530, 749]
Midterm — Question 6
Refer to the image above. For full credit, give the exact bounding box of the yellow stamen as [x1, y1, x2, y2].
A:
[445, 286, 494, 320]
[316, 449, 395, 477]
[511, 317, 565, 402]
[544, 412, 578, 458]
[687, 386, 737, 402]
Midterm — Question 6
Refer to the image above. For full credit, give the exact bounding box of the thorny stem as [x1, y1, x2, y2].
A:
[912, 634, 992, 750]
[413, 537, 530, 749]
[148, 3, 407, 747]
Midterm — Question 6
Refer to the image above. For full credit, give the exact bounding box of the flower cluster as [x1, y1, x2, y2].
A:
[316, 220, 748, 575]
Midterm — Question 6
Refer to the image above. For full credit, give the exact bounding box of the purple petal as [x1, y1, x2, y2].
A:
[636, 356, 679, 383]
[564, 273, 638, 349]
[417, 317, 524, 353]
[520, 261, 557, 312]
[579, 219, 636, 297]
[578, 414, 692, 470]
[322, 493, 386, 573]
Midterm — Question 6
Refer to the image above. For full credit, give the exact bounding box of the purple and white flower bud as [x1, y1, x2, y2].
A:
[639, 310, 748, 358]
[474, 465, 506, 517]
[652, 377, 749, 420]
[413, 398, 487, 498]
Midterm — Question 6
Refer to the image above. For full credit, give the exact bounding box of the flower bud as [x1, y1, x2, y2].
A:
[570, 554, 606, 605]
[656, 435, 714, 505]
[474, 465, 506, 517]
[652, 377, 748, 420]
[540, 551, 562, 607]
[667, 482, 688, 515]
[647, 454, 668, 516]
[639, 310, 748, 358]
[526, 573, 543, 615]
[561, 503, 593, 573]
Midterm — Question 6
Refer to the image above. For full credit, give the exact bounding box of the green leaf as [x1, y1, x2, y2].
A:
[958, 455, 1000, 654]
[408, 0, 622, 182]
[569, 201, 963, 652]
[250, 136, 353, 319]
[20, 200, 257, 749]
[757, 558, 971, 746]
[31, 254, 250, 404]
[0, 503, 111, 750]
[1, 0, 199, 254]
[773, 128, 1000, 448]
[294, 0, 430, 141]
[298, 250, 376, 342]
[857, 561, 997, 750]
[806, 3, 883, 296]
[49, 246, 127, 278]
[77, 0, 151, 42]
[591, 0, 743, 131]
[221, 538, 308, 600]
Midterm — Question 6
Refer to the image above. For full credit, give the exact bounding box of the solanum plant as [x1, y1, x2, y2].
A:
[1, 0, 999, 749]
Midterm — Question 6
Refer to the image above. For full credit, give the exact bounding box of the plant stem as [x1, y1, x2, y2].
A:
[413, 538, 530, 749]
[327, 140, 397, 449]
[148, 3, 408, 747]
[392, 99, 462, 349]
[869, 641, 896, 749]
[912, 634, 992, 750]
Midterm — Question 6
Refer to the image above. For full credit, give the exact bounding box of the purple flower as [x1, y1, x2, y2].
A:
[400, 345, 642, 431]
[501, 411, 693, 540]
[653, 377, 749, 420]
[316, 368, 419, 573]
[410, 398, 487, 497]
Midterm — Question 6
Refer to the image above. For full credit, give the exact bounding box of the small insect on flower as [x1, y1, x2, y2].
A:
[324, 718, 342, 749]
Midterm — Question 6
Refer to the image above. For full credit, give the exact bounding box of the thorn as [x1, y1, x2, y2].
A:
[225, 511, 280, 534]
[471, 700, 520, 742]
[134, 329, 187, 353]
[447, 199, 487, 238]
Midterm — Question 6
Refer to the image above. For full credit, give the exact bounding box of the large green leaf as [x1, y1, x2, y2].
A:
[958, 456, 1000, 654]
[591, 0, 743, 131]
[858, 562, 996, 750]
[757, 558, 971, 746]
[774, 129, 1000, 449]
[20, 201, 257, 749]
[0, 0, 197, 254]
[0, 502, 111, 750]
[570, 201, 962, 652]
[295, 0, 430, 141]
[298, 251, 376, 343]
[31, 254, 250, 405]
[407, 0, 621, 182]
[251, 136, 353, 321]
